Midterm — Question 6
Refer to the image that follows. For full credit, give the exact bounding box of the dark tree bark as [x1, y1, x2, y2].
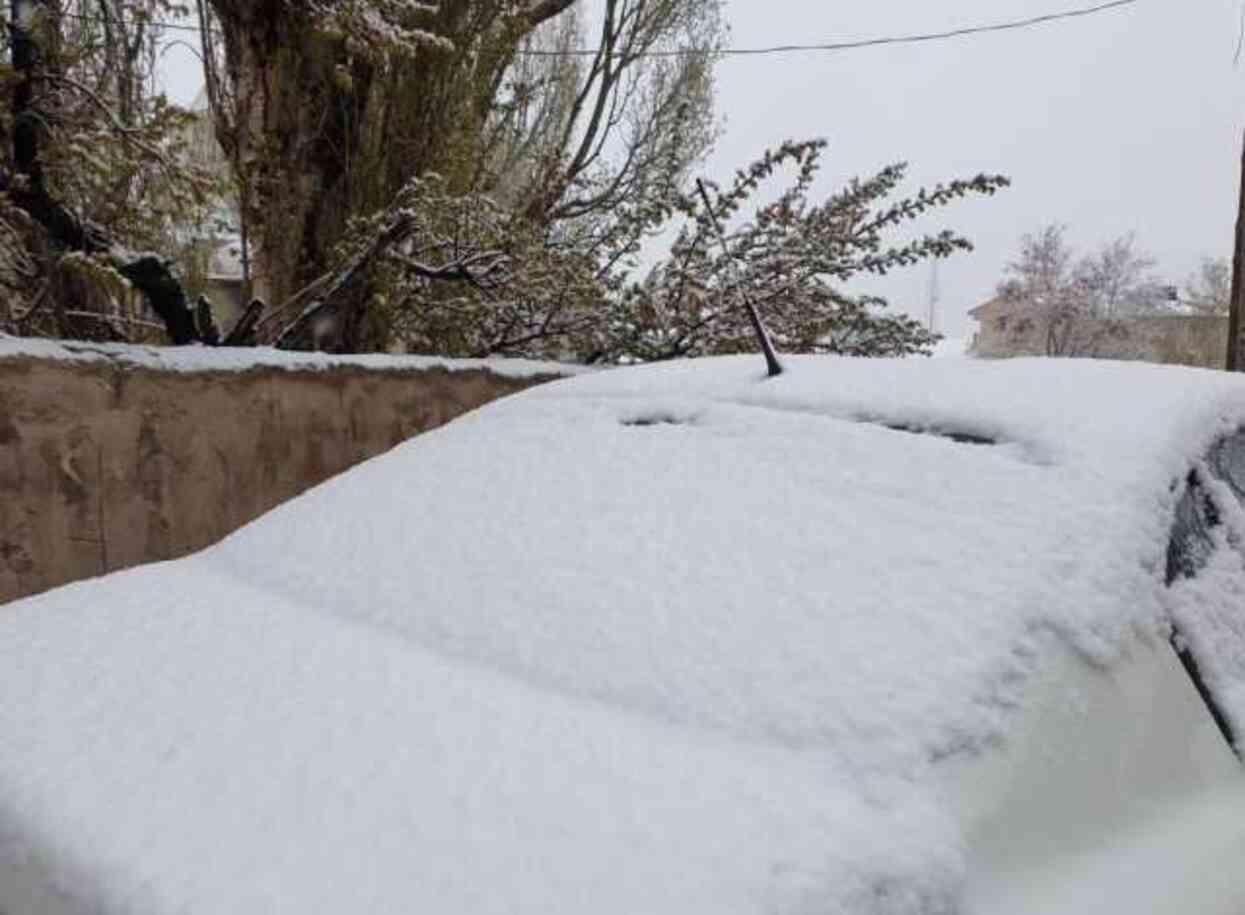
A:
[198, 0, 585, 351]
[201, 1, 388, 311]
[221, 298, 264, 346]
[274, 213, 416, 351]
[195, 295, 222, 345]
[526, 0, 578, 25]
[6, 0, 203, 344]
[1227, 130, 1245, 372]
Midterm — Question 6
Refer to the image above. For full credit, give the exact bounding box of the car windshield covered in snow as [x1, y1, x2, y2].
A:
[2, 355, 1245, 915]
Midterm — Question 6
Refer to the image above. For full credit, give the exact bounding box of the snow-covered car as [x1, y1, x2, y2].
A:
[2, 355, 1245, 915]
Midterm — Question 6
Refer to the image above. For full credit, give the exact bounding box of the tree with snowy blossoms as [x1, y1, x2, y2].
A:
[300, 137, 1009, 362]
[600, 139, 1009, 362]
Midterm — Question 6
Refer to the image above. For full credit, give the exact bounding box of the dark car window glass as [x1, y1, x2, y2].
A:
[1165, 427, 1245, 756]
[1207, 429, 1245, 506]
[1166, 427, 1245, 584]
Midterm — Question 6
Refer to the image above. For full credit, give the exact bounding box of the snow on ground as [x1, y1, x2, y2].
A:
[0, 332, 581, 379]
[930, 336, 969, 358]
[2, 354, 1245, 914]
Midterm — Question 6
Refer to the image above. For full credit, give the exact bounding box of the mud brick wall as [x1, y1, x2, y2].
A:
[0, 354, 562, 603]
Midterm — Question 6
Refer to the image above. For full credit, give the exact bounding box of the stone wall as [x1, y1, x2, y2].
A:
[971, 312, 1230, 370]
[0, 351, 564, 604]
[1132, 315, 1229, 370]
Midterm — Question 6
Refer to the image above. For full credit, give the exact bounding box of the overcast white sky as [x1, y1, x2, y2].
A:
[160, 0, 1245, 339]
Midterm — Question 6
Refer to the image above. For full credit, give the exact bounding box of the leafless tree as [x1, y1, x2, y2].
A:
[1074, 232, 1163, 318]
[1184, 257, 1231, 315]
[998, 226, 1164, 357]
[516, 0, 722, 230]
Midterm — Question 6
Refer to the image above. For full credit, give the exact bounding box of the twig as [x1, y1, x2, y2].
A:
[13, 278, 52, 325]
[47, 74, 180, 180]
[391, 249, 511, 288]
[253, 274, 333, 334]
[223, 297, 264, 346]
[274, 214, 416, 349]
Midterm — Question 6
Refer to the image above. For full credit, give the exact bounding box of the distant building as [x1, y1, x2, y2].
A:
[967, 297, 1025, 358]
[205, 235, 246, 325]
[181, 88, 246, 326]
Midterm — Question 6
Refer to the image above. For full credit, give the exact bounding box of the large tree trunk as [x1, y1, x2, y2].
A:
[201, 0, 581, 350]
[207, 3, 380, 312]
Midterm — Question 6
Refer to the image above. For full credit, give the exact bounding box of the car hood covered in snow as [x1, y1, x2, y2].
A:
[2, 355, 1245, 914]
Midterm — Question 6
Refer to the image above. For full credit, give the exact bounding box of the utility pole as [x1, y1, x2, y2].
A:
[927, 260, 942, 336]
[1227, 129, 1245, 371]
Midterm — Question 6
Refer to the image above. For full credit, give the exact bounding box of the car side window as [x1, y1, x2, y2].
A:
[1207, 427, 1245, 507]
[1165, 427, 1245, 756]
[1167, 427, 1245, 585]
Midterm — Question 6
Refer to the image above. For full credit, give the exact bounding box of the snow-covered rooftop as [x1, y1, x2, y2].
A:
[2, 354, 1244, 914]
[0, 333, 580, 379]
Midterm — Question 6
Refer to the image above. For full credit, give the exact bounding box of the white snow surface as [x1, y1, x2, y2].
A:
[929, 336, 969, 358]
[0, 332, 580, 379]
[3, 354, 1245, 915]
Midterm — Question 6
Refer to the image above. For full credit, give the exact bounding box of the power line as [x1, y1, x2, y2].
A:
[1234, 1, 1245, 67]
[50, 0, 1139, 58]
[58, 9, 204, 34]
[523, 0, 1140, 57]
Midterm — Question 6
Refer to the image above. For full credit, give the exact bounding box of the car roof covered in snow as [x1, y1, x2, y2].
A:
[2, 354, 1245, 915]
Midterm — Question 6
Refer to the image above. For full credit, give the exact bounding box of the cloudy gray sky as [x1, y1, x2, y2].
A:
[703, 0, 1245, 338]
[161, 0, 1245, 339]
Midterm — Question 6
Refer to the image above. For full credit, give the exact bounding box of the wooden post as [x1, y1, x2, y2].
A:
[1227, 130, 1245, 371]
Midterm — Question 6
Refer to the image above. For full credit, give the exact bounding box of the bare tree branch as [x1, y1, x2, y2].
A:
[525, 0, 579, 27]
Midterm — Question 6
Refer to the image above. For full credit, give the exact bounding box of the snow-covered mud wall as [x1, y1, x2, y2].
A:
[0, 341, 569, 604]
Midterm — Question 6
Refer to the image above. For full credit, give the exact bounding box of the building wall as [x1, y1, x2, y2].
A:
[970, 303, 1038, 359]
[971, 310, 1230, 370]
[205, 276, 245, 327]
[1132, 315, 1229, 370]
[0, 355, 564, 604]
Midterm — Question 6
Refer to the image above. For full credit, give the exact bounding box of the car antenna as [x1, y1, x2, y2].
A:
[695, 178, 785, 378]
